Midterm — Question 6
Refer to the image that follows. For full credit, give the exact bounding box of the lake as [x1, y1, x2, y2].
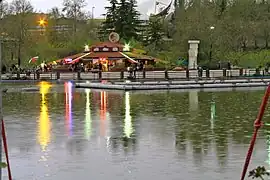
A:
[2, 82, 270, 180]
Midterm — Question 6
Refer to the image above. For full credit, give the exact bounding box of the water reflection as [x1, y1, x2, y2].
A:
[38, 81, 52, 152]
[65, 82, 73, 136]
[124, 92, 133, 138]
[189, 91, 198, 112]
[210, 101, 216, 130]
[100, 91, 108, 137]
[6, 88, 270, 179]
[85, 89, 92, 140]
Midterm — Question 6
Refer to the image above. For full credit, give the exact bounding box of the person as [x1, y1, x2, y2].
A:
[99, 62, 103, 71]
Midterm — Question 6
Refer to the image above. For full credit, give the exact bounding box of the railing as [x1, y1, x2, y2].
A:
[1, 69, 269, 81]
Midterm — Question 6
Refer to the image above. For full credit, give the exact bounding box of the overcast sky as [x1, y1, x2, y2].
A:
[5, 0, 171, 19]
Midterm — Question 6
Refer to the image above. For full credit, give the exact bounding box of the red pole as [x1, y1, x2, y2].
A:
[1, 119, 12, 180]
[240, 85, 270, 180]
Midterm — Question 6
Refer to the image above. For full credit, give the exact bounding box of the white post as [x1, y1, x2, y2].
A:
[188, 40, 200, 69]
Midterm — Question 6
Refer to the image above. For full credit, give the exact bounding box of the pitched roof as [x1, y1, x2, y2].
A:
[84, 52, 124, 59]
[91, 41, 124, 48]
[124, 52, 156, 61]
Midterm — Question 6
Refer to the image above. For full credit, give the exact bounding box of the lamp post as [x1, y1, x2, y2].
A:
[209, 26, 215, 62]
[92, 6, 95, 20]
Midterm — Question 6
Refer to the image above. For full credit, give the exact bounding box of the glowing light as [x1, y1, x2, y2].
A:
[123, 43, 130, 52]
[210, 26, 215, 30]
[38, 81, 52, 151]
[85, 89, 92, 139]
[65, 82, 73, 136]
[100, 91, 107, 137]
[124, 92, 133, 138]
[210, 101, 216, 129]
[84, 45, 90, 52]
[38, 18, 47, 27]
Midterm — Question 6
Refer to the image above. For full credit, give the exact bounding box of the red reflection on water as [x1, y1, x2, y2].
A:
[100, 91, 107, 136]
[65, 82, 73, 136]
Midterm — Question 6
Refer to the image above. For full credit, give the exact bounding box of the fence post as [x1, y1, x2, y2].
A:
[120, 71, 124, 79]
[198, 68, 203, 78]
[222, 68, 227, 77]
[255, 68, 260, 76]
[206, 69, 210, 78]
[143, 69, 146, 79]
[56, 72, 60, 80]
[77, 71, 81, 80]
[239, 68, 243, 76]
[164, 70, 169, 79]
[98, 71, 102, 80]
[186, 69, 189, 79]
[36, 72, 40, 80]
[16, 71, 20, 79]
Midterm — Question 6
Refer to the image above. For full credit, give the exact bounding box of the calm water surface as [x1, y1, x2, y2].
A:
[2, 82, 270, 180]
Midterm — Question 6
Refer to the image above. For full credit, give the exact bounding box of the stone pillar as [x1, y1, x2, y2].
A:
[188, 40, 200, 69]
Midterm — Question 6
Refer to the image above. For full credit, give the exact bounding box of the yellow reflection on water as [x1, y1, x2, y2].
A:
[85, 89, 92, 139]
[38, 81, 52, 151]
[124, 92, 133, 138]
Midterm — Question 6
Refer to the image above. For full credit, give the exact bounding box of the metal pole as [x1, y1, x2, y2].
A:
[92, 6, 95, 20]
[0, 39, 3, 180]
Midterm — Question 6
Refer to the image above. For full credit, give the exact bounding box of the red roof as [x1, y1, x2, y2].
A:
[84, 52, 124, 59]
[91, 41, 124, 48]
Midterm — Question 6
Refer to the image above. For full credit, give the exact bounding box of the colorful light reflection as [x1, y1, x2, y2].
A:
[38, 81, 52, 151]
[124, 92, 133, 138]
[65, 82, 73, 136]
[99, 91, 107, 137]
[85, 89, 92, 139]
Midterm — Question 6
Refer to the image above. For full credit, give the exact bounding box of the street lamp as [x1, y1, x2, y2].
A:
[92, 6, 95, 20]
[38, 18, 47, 35]
[209, 26, 215, 62]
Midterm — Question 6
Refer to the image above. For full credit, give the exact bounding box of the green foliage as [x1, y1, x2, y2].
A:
[249, 166, 270, 180]
[171, 0, 270, 66]
[144, 16, 165, 50]
[224, 50, 270, 68]
[0, 0, 98, 66]
[98, 0, 118, 40]
[99, 0, 142, 41]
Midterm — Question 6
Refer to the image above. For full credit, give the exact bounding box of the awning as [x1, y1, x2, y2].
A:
[119, 52, 138, 64]
[67, 52, 92, 64]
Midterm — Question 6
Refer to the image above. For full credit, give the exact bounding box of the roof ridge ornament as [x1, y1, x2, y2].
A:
[109, 32, 120, 43]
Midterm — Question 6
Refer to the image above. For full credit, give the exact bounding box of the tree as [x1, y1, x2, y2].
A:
[98, 0, 118, 40]
[9, 0, 33, 66]
[62, 0, 87, 42]
[115, 0, 142, 41]
[145, 16, 165, 50]
[0, 0, 8, 19]
[0, 0, 9, 35]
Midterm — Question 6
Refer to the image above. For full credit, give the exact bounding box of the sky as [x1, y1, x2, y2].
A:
[6, 0, 171, 19]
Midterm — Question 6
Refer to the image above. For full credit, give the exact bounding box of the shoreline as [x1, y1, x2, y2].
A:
[75, 78, 270, 90]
